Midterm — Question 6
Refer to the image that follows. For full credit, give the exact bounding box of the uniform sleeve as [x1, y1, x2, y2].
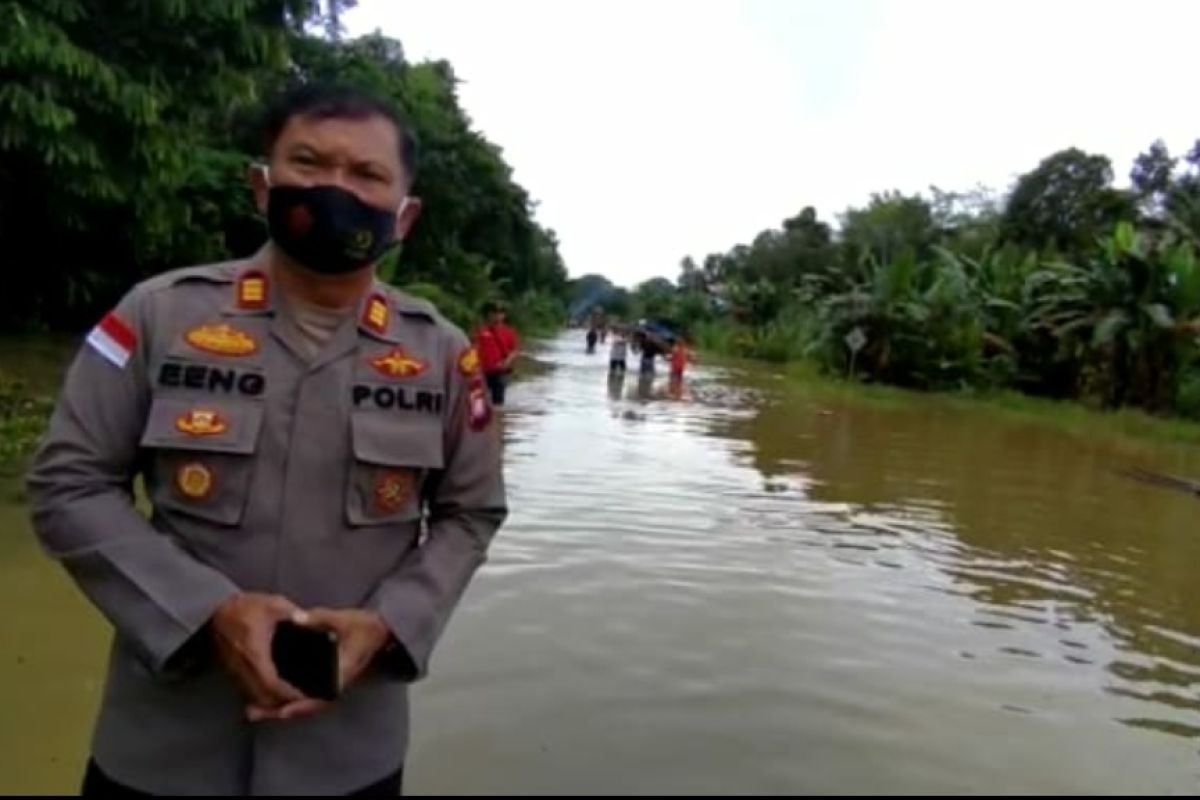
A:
[368, 329, 508, 681]
[25, 287, 240, 677]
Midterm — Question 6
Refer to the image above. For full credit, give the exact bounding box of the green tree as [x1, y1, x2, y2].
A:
[286, 34, 567, 309]
[678, 256, 705, 292]
[633, 277, 676, 320]
[1002, 148, 1136, 256]
[1131, 139, 1176, 221]
[930, 184, 1003, 256]
[669, 137, 1200, 418]
[605, 287, 633, 320]
[0, 0, 326, 329]
[840, 191, 936, 267]
[0, 7, 566, 334]
[1165, 141, 1200, 244]
[770, 206, 835, 284]
[1024, 223, 1200, 409]
[568, 273, 617, 320]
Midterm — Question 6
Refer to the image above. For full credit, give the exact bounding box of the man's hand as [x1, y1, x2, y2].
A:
[211, 593, 305, 718]
[246, 608, 392, 723]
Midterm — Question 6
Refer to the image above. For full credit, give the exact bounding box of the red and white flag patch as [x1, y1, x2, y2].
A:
[86, 312, 136, 369]
[467, 378, 493, 431]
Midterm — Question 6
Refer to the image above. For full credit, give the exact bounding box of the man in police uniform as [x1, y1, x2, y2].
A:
[26, 83, 506, 795]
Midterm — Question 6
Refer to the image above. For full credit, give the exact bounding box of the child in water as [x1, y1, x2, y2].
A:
[670, 338, 695, 380]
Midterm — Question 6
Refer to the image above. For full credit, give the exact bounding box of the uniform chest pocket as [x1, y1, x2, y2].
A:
[139, 397, 265, 527]
[346, 411, 444, 527]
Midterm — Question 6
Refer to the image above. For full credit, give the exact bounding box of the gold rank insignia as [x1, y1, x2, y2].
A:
[176, 462, 214, 500]
[363, 293, 389, 335]
[373, 469, 413, 513]
[458, 346, 481, 377]
[185, 324, 258, 357]
[237, 271, 268, 310]
[175, 408, 228, 437]
[369, 347, 428, 379]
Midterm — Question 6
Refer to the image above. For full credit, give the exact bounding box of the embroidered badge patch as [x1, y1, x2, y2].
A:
[458, 347, 481, 377]
[176, 462, 214, 500]
[175, 409, 228, 437]
[373, 470, 414, 514]
[184, 324, 258, 357]
[369, 347, 428, 380]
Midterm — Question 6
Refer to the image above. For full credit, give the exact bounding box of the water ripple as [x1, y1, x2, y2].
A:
[408, 334, 1200, 795]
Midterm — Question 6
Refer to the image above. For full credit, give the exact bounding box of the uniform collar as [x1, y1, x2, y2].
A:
[224, 258, 405, 345]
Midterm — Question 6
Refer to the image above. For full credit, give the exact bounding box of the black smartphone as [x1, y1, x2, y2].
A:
[271, 620, 339, 701]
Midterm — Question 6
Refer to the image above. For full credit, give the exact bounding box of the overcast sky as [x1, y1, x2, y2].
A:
[345, 0, 1200, 288]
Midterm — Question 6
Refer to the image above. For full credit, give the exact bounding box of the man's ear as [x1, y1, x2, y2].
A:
[395, 196, 423, 240]
[249, 164, 270, 215]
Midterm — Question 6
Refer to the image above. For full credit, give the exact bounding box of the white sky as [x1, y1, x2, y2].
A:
[346, 0, 1200, 288]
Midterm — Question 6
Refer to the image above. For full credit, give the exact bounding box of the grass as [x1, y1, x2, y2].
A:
[0, 374, 56, 476]
[948, 389, 1200, 447]
[762, 358, 1200, 448]
[513, 320, 562, 340]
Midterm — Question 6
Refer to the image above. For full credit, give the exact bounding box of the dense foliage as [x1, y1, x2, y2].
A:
[0, 0, 567, 334]
[631, 142, 1200, 418]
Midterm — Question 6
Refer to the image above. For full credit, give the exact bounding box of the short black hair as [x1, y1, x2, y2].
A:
[261, 81, 419, 186]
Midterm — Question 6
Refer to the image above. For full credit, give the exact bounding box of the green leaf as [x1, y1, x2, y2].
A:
[1142, 303, 1174, 329]
[1093, 309, 1130, 345]
[1166, 244, 1200, 313]
[1053, 316, 1095, 339]
[1113, 221, 1137, 256]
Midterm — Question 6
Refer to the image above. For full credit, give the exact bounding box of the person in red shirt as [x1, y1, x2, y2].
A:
[475, 301, 520, 405]
[667, 338, 695, 400]
[669, 337, 695, 381]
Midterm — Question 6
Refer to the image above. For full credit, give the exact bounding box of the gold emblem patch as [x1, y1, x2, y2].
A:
[458, 347, 481, 377]
[373, 470, 413, 514]
[237, 271, 267, 310]
[175, 409, 228, 437]
[185, 324, 258, 357]
[369, 347, 428, 379]
[176, 462, 214, 500]
[363, 294, 389, 335]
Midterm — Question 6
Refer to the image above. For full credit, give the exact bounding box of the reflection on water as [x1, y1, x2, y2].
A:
[713, 377, 1200, 745]
[413, 335, 1200, 794]
[3, 333, 1200, 793]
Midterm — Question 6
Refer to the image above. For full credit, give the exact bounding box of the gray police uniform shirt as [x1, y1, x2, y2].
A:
[26, 258, 507, 795]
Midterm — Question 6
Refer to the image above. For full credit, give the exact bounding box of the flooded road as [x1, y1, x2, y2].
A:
[4, 331, 1200, 793]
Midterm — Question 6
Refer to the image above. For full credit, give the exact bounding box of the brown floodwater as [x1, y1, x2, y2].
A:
[3, 332, 1200, 794]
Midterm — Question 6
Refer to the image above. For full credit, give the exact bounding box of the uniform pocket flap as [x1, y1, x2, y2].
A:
[140, 397, 264, 454]
[351, 411, 444, 469]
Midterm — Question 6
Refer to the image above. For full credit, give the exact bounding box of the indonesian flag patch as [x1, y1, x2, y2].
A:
[467, 377, 493, 431]
[86, 312, 136, 369]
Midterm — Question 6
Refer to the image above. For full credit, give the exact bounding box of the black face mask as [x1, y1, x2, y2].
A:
[267, 184, 399, 275]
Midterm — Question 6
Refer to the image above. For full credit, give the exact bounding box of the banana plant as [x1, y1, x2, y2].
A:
[1021, 222, 1199, 407]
